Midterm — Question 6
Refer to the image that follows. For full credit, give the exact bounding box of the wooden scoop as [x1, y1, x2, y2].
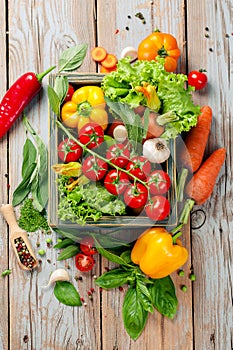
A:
[0, 204, 38, 271]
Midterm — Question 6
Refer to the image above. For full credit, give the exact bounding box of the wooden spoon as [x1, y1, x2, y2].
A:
[0, 204, 38, 271]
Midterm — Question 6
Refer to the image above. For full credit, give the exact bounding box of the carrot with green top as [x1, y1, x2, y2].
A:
[185, 148, 226, 205]
[180, 106, 213, 172]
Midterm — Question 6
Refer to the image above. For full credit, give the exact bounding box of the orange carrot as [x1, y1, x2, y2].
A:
[180, 106, 213, 172]
[185, 148, 226, 205]
[101, 53, 118, 69]
[100, 64, 117, 73]
[91, 47, 107, 62]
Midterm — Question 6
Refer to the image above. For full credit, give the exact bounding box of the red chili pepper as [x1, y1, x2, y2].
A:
[0, 65, 56, 138]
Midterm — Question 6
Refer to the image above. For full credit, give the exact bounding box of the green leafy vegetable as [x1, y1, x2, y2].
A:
[57, 177, 126, 225]
[22, 138, 37, 178]
[102, 57, 201, 139]
[48, 85, 60, 116]
[148, 276, 178, 319]
[54, 281, 82, 306]
[18, 198, 50, 232]
[123, 286, 149, 340]
[53, 238, 75, 249]
[58, 44, 88, 72]
[54, 75, 69, 103]
[12, 163, 37, 206]
[95, 268, 133, 289]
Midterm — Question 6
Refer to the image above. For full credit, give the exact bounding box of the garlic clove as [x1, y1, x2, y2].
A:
[120, 46, 138, 62]
[43, 268, 70, 288]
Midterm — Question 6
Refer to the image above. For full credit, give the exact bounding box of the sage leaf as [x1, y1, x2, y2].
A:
[23, 116, 48, 210]
[123, 286, 148, 340]
[54, 75, 69, 103]
[136, 279, 154, 313]
[95, 268, 133, 289]
[54, 281, 82, 306]
[57, 245, 80, 261]
[58, 44, 88, 72]
[48, 85, 60, 116]
[12, 162, 37, 206]
[22, 138, 37, 178]
[148, 276, 178, 319]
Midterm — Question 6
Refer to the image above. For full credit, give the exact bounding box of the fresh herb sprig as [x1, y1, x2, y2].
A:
[48, 43, 88, 115]
[94, 238, 178, 340]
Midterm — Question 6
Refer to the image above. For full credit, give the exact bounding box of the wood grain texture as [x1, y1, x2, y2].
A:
[7, 1, 100, 349]
[0, 0, 232, 349]
[187, 1, 233, 349]
[0, 1, 9, 350]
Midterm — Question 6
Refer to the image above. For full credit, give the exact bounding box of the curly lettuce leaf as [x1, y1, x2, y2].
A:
[102, 58, 201, 139]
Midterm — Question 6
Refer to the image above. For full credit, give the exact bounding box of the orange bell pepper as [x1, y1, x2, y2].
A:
[137, 30, 180, 72]
[131, 227, 188, 278]
[61, 86, 108, 131]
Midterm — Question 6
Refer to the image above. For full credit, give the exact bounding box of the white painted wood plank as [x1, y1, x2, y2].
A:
[187, 0, 233, 349]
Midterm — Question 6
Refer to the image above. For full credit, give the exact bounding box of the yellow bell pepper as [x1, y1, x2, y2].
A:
[61, 86, 108, 131]
[131, 227, 188, 279]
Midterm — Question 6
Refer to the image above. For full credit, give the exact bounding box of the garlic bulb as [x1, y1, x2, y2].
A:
[143, 138, 170, 163]
[44, 269, 70, 288]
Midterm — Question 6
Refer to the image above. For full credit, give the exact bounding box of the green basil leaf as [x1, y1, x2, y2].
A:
[123, 286, 148, 340]
[54, 281, 82, 306]
[148, 276, 178, 319]
[120, 250, 132, 264]
[22, 138, 37, 178]
[136, 279, 154, 313]
[95, 268, 133, 289]
[54, 75, 69, 103]
[54, 238, 75, 249]
[47, 85, 60, 116]
[57, 245, 80, 261]
[12, 163, 37, 206]
[58, 44, 88, 72]
[96, 245, 132, 267]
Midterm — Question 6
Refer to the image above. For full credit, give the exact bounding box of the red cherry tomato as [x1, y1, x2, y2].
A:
[75, 253, 95, 272]
[82, 155, 108, 181]
[64, 84, 75, 102]
[79, 122, 104, 149]
[106, 143, 130, 168]
[145, 195, 170, 221]
[124, 183, 148, 208]
[126, 156, 151, 181]
[147, 170, 171, 195]
[104, 169, 130, 195]
[187, 70, 208, 90]
[58, 138, 83, 163]
[80, 236, 97, 255]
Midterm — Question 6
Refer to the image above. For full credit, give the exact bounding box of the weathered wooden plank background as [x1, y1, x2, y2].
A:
[0, 1, 232, 349]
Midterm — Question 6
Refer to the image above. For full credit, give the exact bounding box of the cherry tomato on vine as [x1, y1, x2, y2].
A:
[106, 143, 130, 168]
[64, 84, 75, 102]
[126, 156, 151, 181]
[104, 169, 130, 195]
[145, 195, 170, 221]
[80, 236, 97, 255]
[79, 122, 104, 149]
[187, 70, 208, 90]
[82, 155, 108, 181]
[147, 170, 171, 195]
[58, 138, 83, 163]
[124, 183, 148, 208]
[75, 253, 95, 272]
